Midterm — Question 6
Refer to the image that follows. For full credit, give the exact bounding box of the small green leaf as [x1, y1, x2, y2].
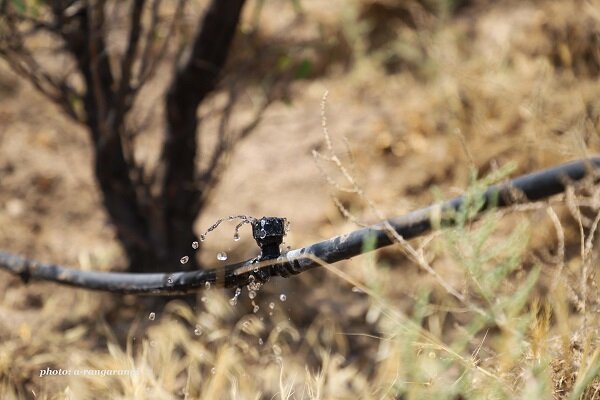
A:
[276, 55, 291, 72]
[295, 58, 312, 80]
[10, 0, 27, 14]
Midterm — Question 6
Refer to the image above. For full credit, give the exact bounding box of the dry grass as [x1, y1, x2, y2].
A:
[1, 0, 600, 398]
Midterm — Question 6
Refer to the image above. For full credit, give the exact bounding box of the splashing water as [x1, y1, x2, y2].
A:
[148, 312, 156, 321]
[245, 275, 263, 306]
[269, 302, 275, 310]
[234, 219, 251, 241]
[199, 215, 256, 243]
[194, 325, 203, 336]
[252, 301, 260, 313]
[229, 287, 242, 306]
[279, 294, 287, 302]
[191, 241, 199, 250]
[247, 275, 262, 292]
[180, 256, 189, 264]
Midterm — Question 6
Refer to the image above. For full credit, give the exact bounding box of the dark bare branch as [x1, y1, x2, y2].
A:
[158, 0, 246, 267]
[136, 0, 185, 89]
[116, 0, 145, 111]
[0, 9, 84, 121]
[0, 47, 83, 120]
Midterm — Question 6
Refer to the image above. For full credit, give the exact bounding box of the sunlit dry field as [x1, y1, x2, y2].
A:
[1, 0, 599, 398]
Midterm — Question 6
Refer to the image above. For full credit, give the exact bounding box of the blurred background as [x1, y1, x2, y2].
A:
[0, 0, 599, 398]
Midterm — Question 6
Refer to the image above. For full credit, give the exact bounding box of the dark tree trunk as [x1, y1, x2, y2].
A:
[157, 0, 246, 272]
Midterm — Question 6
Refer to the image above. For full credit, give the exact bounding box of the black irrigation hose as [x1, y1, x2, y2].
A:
[0, 157, 599, 295]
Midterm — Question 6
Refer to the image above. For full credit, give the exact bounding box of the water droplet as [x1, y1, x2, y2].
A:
[258, 338, 264, 345]
[233, 232, 240, 241]
[205, 281, 211, 289]
[261, 219, 266, 227]
[167, 276, 174, 286]
[217, 252, 228, 261]
[259, 229, 266, 239]
[192, 241, 199, 249]
[200, 235, 206, 242]
[279, 294, 286, 302]
[253, 304, 260, 313]
[248, 290, 256, 299]
[201, 296, 207, 302]
[211, 367, 216, 375]
[248, 279, 262, 292]
[180, 256, 189, 264]
[253, 267, 259, 273]
[148, 312, 156, 320]
[269, 302, 275, 310]
[229, 287, 241, 306]
[194, 325, 203, 336]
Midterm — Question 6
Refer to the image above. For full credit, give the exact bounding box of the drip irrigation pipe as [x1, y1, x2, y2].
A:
[0, 157, 598, 295]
